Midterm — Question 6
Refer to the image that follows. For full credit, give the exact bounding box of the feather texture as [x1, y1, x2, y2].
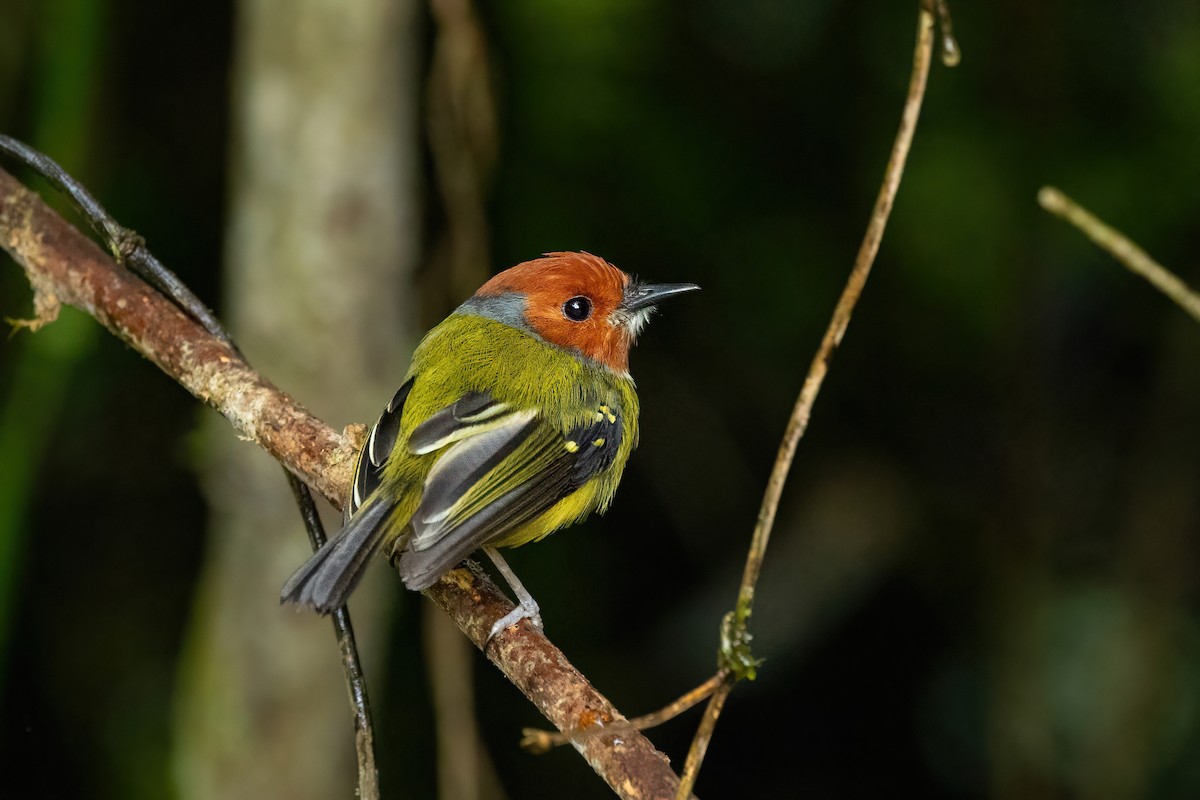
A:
[279, 498, 392, 613]
[352, 377, 413, 516]
[282, 291, 641, 611]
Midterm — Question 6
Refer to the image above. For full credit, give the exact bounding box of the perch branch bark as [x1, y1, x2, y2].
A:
[0, 165, 685, 800]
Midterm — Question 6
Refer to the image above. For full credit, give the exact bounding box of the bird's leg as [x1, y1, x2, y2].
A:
[483, 546, 543, 641]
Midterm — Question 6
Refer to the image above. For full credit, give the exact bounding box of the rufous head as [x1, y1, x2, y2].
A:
[466, 252, 698, 374]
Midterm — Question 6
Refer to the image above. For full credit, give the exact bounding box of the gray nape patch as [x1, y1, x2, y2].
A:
[455, 293, 533, 334]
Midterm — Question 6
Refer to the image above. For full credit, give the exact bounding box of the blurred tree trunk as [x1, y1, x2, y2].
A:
[172, 2, 419, 799]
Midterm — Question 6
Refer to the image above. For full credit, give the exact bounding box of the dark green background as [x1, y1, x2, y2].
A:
[3, 1, 1200, 798]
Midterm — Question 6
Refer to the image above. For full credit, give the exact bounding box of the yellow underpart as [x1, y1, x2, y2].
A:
[488, 480, 604, 548]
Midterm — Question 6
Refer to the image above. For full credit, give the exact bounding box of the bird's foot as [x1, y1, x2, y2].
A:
[482, 545, 544, 643]
[487, 598, 543, 643]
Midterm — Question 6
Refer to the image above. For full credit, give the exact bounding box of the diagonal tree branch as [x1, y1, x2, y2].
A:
[2, 131, 381, 800]
[0, 165, 685, 800]
[0, 167, 359, 501]
[1038, 186, 1200, 323]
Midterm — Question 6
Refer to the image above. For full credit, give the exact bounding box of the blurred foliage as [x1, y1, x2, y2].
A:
[2, 1, 1200, 799]
[0, 0, 103, 675]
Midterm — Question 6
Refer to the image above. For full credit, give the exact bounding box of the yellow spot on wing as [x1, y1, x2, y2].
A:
[597, 404, 617, 424]
[565, 440, 579, 453]
[592, 437, 605, 447]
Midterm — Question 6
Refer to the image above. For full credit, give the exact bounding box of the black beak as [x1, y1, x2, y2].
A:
[620, 281, 700, 312]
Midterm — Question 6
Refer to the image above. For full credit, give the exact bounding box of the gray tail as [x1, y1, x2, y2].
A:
[280, 500, 392, 613]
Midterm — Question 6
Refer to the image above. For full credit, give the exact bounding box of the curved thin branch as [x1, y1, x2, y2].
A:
[737, 0, 937, 620]
[289, 476, 379, 799]
[675, 682, 733, 799]
[0, 165, 683, 800]
[674, 2, 945, 797]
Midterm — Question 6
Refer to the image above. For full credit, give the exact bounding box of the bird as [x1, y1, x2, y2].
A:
[280, 251, 698, 640]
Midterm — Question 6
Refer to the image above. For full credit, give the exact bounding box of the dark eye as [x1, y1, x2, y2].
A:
[562, 296, 592, 322]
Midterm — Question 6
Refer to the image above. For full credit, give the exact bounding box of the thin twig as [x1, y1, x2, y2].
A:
[735, 0, 938, 623]
[0, 136, 234, 349]
[1038, 186, 1200, 323]
[676, 682, 733, 797]
[289, 477, 379, 799]
[521, 672, 728, 754]
[675, 2, 946, 797]
[0, 163, 684, 800]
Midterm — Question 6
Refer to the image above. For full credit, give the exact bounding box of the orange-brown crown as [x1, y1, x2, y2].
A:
[476, 252, 636, 372]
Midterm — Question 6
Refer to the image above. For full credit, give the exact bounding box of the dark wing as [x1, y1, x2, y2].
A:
[398, 401, 625, 590]
[281, 377, 414, 613]
[349, 377, 415, 518]
[278, 498, 392, 613]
